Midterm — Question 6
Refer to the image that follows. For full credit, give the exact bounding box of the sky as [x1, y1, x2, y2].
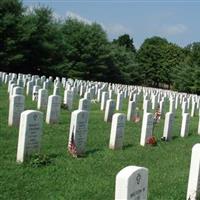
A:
[22, 0, 200, 49]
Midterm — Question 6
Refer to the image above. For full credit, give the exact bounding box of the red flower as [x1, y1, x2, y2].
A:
[146, 136, 157, 146]
[68, 128, 78, 157]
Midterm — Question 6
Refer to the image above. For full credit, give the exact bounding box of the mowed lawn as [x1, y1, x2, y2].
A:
[1, 84, 200, 200]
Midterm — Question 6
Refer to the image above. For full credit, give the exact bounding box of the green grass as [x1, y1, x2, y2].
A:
[1, 84, 200, 200]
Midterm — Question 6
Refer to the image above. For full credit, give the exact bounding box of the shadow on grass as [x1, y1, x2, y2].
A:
[85, 148, 102, 156]
[172, 136, 179, 140]
[123, 144, 133, 150]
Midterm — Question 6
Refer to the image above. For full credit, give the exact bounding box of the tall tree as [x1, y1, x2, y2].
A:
[113, 34, 136, 53]
[61, 19, 109, 81]
[0, 0, 24, 72]
[19, 6, 66, 75]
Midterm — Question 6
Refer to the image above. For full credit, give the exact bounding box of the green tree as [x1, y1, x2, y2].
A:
[0, 0, 24, 72]
[106, 43, 139, 84]
[136, 36, 184, 88]
[113, 34, 136, 53]
[61, 19, 109, 81]
[19, 6, 66, 75]
[136, 36, 168, 87]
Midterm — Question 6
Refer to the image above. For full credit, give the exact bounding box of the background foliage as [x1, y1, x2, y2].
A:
[1, 0, 200, 93]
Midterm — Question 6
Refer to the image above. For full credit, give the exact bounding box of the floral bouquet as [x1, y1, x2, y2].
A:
[146, 136, 157, 146]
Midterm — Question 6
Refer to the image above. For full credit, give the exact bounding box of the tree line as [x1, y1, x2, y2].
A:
[1, 0, 200, 94]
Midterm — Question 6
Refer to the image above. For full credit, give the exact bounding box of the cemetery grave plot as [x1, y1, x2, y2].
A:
[0, 72, 200, 200]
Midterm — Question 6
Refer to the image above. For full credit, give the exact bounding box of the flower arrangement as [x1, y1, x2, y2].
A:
[146, 136, 157, 146]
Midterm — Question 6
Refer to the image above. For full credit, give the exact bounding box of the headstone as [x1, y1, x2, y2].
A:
[53, 86, 60, 96]
[109, 113, 126, 150]
[115, 166, 148, 200]
[104, 99, 115, 122]
[97, 88, 103, 102]
[163, 112, 174, 141]
[68, 110, 89, 156]
[140, 113, 154, 146]
[116, 93, 123, 111]
[101, 91, 109, 111]
[8, 95, 25, 126]
[26, 81, 33, 96]
[109, 90, 113, 99]
[84, 92, 91, 100]
[152, 95, 158, 110]
[64, 90, 74, 110]
[182, 101, 188, 116]
[127, 101, 136, 121]
[180, 113, 190, 137]
[198, 116, 200, 135]
[16, 110, 43, 163]
[159, 100, 164, 117]
[143, 100, 151, 113]
[78, 98, 91, 112]
[46, 95, 61, 124]
[32, 85, 40, 101]
[175, 95, 179, 109]
[169, 99, 175, 115]
[37, 89, 48, 110]
[13, 86, 23, 95]
[191, 101, 197, 117]
[186, 144, 200, 200]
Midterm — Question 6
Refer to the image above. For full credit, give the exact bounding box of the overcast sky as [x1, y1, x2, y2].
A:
[23, 0, 200, 48]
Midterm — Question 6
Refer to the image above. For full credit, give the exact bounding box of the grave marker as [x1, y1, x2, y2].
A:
[140, 113, 154, 146]
[115, 166, 148, 200]
[68, 110, 89, 156]
[16, 110, 43, 163]
[163, 112, 174, 141]
[46, 95, 61, 124]
[8, 94, 25, 126]
[109, 113, 126, 150]
[180, 113, 190, 137]
[187, 144, 200, 200]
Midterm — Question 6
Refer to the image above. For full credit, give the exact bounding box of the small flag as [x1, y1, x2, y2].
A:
[153, 106, 161, 123]
[68, 127, 77, 157]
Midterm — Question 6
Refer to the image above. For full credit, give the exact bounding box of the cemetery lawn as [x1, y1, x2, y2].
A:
[1, 85, 200, 200]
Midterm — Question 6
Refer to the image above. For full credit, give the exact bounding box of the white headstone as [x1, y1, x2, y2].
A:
[68, 110, 89, 156]
[163, 112, 174, 141]
[198, 116, 200, 135]
[64, 90, 74, 110]
[191, 101, 197, 117]
[127, 101, 136, 121]
[180, 113, 190, 137]
[187, 144, 200, 200]
[143, 100, 151, 113]
[32, 85, 40, 101]
[152, 95, 158, 110]
[182, 101, 188, 116]
[109, 113, 126, 150]
[140, 113, 154, 146]
[101, 91, 109, 111]
[26, 81, 33, 96]
[78, 98, 91, 111]
[8, 95, 25, 126]
[53, 86, 60, 96]
[116, 93, 123, 111]
[37, 89, 48, 110]
[104, 99, 115, 122]
[169, 99, 175, 114]
[115, 166, 148, 200]
[46, 95, 61, 124]
[13, 86, 23, 95]
[16, 110, 43, 163]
